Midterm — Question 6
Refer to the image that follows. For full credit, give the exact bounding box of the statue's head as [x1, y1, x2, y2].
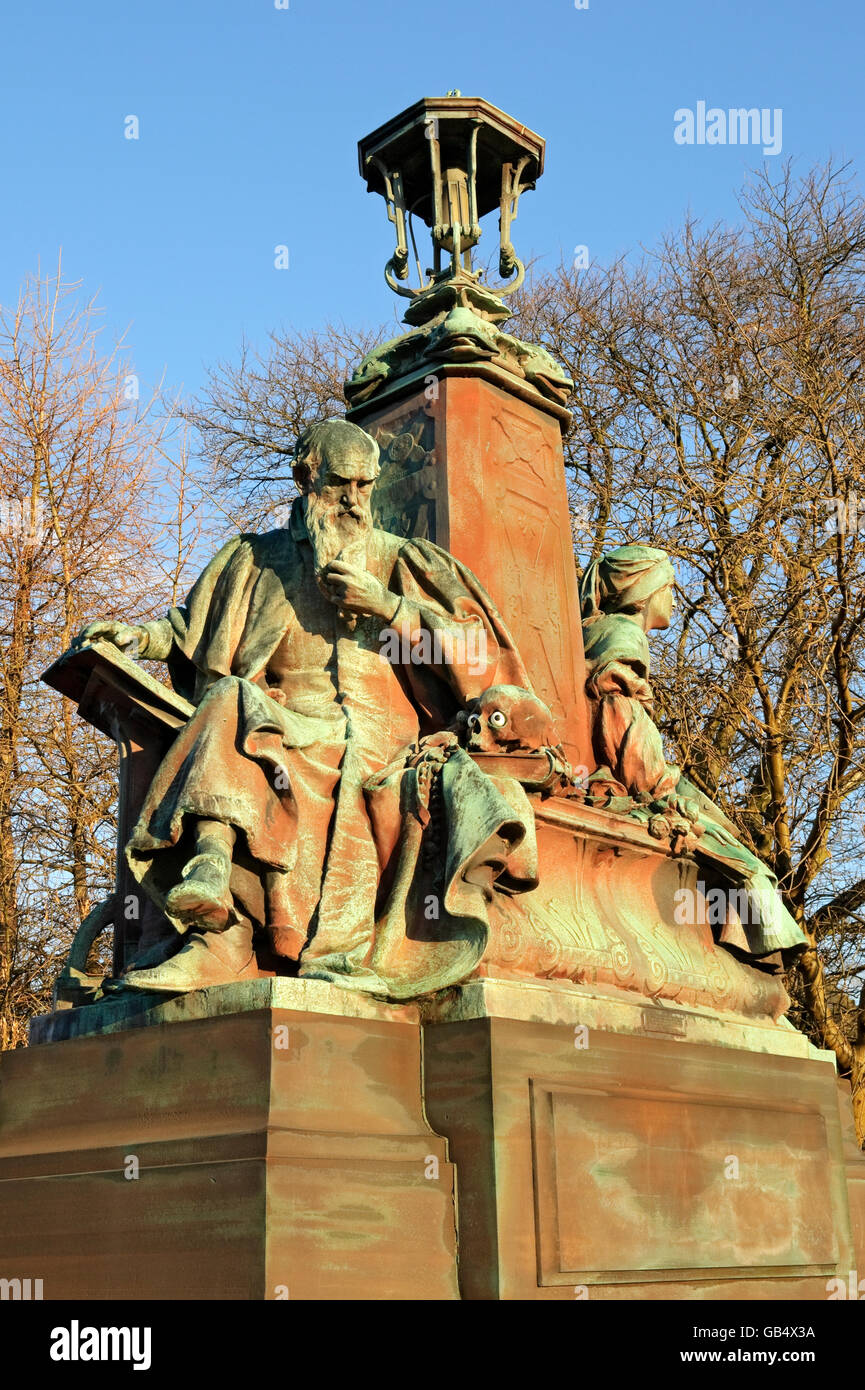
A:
[580, 545, 675, 633]
[293, 419, 381, 569]
[293, 419, 380, 505]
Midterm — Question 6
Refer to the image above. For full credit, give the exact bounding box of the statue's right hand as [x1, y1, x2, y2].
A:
[72, 620, 148, 657]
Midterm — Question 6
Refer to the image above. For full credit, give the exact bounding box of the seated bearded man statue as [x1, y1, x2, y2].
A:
[73, 418, 547, 999]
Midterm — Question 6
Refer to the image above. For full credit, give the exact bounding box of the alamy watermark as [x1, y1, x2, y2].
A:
[1, 1276, 43, 1299]
[823, 492, 865, 535]
[674, 881, 775, 926]
[674, 102, 782, 156]
[0, 497, 46, 543]
[379, 620, 488, 677]
[826, 1269, 865, 1299]
[50, 1321, 152, 1370]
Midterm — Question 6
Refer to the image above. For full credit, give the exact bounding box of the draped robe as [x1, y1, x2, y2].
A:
[126, 497, 539, 996]
[582, 611, 807, 959]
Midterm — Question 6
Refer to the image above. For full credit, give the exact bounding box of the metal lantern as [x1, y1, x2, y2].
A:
[358, 92, 545, 321]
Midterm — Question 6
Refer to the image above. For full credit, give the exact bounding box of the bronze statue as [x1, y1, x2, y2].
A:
[580, 545, 679, 800]
[579, 544, 807, 960]
[73, 419, 558, 997]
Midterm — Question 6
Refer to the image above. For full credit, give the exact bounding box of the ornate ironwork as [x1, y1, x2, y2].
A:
[358, 93, 544, 324]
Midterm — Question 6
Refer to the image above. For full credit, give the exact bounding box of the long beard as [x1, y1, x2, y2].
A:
[305, 494, 373, 628]
[305, 494, 372, 570]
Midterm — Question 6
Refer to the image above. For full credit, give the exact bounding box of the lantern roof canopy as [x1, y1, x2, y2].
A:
[358, 95, 545, 227]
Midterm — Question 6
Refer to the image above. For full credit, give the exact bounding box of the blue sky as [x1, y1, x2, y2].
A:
[1, 0, 863, 405]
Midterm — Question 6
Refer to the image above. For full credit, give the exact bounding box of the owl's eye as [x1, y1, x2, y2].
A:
[467, 713, 481, 729]
[489, 710, 507, 728]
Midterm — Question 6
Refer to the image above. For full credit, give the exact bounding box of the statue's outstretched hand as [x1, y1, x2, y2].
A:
[73, 620, 149, 658]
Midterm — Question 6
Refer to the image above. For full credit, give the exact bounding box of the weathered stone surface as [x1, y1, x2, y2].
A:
[423, 1002, 854, 1300]
[14, 973, 865, 1299]
[836, 1078, 865, 1280]
[422, 975, 820, 1058]
[31, 976, 419, 1044]
[1, 1002, 458, 1300]
[351, 375, 592, 770]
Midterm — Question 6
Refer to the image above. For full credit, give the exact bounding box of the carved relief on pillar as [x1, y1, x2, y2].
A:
[368, 405, 437, 541]
[355, 376, 592, 768]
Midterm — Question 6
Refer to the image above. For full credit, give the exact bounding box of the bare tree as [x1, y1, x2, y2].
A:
[0, 262, 208, 1046]
[182, 321, 388, 527]
[512, 160, 865, 1139]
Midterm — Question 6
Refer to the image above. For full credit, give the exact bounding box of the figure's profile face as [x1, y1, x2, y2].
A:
[644, 582, 674, 632]
[311, 450, 378, 521]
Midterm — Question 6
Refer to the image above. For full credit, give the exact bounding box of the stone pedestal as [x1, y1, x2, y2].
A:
[349, 369, 591, 769]
[837, 1077, 865, 1281]
[6, 977, 863, 1301]
[422, 979, 860, 1300]
[0, 982, 458, 1301]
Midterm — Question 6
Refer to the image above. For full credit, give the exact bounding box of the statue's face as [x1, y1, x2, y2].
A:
[644, 582, 674, 632]
[312, 451, 378, 520]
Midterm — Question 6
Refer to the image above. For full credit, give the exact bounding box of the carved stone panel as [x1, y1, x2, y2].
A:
[352, 375, 592, 767]
[532, 1081, 836, 1282]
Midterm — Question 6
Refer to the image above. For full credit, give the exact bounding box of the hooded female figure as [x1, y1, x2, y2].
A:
[579, 545, 806, 960]
[580, 545, 678, 799]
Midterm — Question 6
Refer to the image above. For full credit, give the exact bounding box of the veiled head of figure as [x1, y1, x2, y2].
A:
[579, 544, 676, 633]
[461, 686, 560, 753]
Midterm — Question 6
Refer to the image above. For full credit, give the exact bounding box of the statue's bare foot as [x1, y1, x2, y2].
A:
[164, 851, 233, 931]
[121, 919, 258, 994]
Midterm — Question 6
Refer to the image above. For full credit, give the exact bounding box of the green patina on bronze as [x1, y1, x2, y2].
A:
[357, 93, 542, 314]
[347, 94, 572, 413]
[19, 89, 865, 1312]
[55, 417, 560, 1000]
[40, 97, 804, 1021]
[579, 543, 807, 958]
[345, 306, 573, 411]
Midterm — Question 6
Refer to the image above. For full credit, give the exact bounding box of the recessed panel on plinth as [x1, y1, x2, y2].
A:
[532, 1082, 836, 1284]
[422, 991, 854, 1300]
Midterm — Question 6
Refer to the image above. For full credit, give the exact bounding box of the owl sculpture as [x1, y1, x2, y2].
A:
[459, 685, 564, 758]
[400, 685, 571, 795]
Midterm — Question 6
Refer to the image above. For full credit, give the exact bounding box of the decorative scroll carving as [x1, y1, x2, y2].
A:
[481, 800, 789, 1022]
